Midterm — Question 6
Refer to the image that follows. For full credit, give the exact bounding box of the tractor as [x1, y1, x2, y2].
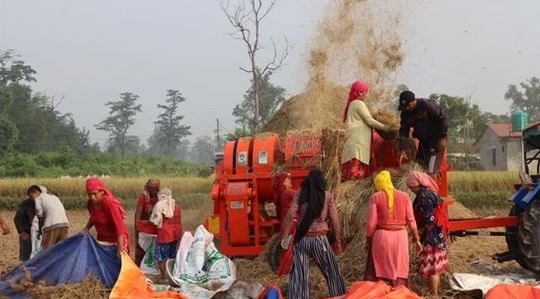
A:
[204, 122, 540, 275]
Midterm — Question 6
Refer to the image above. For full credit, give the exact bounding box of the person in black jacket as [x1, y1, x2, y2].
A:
[14, 192, 36, 261]
[398, 90, 448, 178]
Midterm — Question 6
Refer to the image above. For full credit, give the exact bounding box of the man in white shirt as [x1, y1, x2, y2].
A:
[28, 185, 69, 250]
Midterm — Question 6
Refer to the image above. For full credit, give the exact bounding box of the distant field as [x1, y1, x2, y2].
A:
[0, 176, 213, 210]
[448, 171, 519, 213]
[0, 171, 522, 211]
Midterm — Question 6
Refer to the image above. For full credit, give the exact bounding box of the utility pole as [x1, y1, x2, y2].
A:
[215, 118, 221, 151]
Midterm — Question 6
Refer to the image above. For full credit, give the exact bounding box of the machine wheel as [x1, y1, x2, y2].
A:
[518, 198, 540, 273]
[265, 234, 281, 271]
[506, 206, 530, 270]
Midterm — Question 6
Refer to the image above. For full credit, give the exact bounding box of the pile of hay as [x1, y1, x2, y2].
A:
[334, 163, 424, 281]
[8, 271, 108, 299]
[264, 0, 406, 135]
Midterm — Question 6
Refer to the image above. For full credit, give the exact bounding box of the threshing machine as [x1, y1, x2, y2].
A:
[204, 130, 448, 257]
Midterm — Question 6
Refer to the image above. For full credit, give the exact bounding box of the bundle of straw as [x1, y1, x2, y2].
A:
[335, 163, 425, 280]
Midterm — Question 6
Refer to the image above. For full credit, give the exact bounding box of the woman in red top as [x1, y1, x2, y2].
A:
[149, 188, 182, 280]
[83, 177, 129, 257]
[134, 178, 160, 265]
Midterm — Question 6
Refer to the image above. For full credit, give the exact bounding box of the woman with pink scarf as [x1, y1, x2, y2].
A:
[340, 81, 388, 182]
[406, 171, 449, 297]
[83, 177, 129, 257]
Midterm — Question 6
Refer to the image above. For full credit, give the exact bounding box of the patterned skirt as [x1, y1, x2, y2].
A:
[340, 158, 369, 182]
[419, 244, 448, 276]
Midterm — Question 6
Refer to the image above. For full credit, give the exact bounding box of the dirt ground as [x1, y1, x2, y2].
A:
[0, 201, 527, 299]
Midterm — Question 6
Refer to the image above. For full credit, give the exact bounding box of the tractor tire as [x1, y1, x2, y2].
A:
[506, 206, 530, 270]
[518, 198, 540, 274]
[265, 234, 282, 271]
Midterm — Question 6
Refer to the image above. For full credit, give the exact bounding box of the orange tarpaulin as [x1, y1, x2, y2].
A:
[110, 253, 187, 299]
[486, 284, 540, 299]
[327, 281, 423, 299]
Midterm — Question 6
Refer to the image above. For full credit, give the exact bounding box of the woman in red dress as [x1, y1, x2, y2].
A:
[134, 179, 160, 265]
[83, 177, 129, 257]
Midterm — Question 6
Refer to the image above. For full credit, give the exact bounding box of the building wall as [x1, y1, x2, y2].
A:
[478, 129, 523, 171]
[479, 129, 504, 170]
[506, 139, 523, 171]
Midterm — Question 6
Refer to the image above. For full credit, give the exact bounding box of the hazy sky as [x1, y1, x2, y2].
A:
[1, 0, 539, 145]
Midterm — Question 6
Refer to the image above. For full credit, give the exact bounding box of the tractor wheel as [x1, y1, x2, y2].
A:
[518, 198, 540, 273]
[265, 234, 281, 271]
[506, 206, 529, 270]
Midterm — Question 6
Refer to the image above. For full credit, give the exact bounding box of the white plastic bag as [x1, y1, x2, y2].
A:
[30, 216, 41, 258]
[139, 232, 160, 275]
[168, 225, 236, 286]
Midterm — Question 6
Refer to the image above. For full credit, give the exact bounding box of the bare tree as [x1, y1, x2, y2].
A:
[223, 0, 291, 131]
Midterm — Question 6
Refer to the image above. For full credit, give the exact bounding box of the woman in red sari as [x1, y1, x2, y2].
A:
[83, 177, 129, 257]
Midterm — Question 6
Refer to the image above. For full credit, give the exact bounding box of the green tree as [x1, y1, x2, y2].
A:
[505, 77, 540, 121]
[150, 90, 191, 156]
[0, 116, 18, 153]
[0, 50, 92, 154]
[96, 92, 142, 158]
[190, 136, 215, 164]
[232, 71, 286, 133]
[436, 93, 509, 152]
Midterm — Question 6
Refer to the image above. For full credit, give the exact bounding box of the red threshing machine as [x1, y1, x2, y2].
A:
[204, 123, 540, 275]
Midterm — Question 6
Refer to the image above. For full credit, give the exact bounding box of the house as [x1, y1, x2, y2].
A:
[478, 123, 523, 171]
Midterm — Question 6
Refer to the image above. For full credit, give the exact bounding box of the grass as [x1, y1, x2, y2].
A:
[0, 176, 213, 210]
[448, 171, 518, 193]
[0, 171, 523, 211]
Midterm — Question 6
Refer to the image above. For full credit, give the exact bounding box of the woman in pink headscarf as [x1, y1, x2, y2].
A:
[340, 81, 388, 182]
[406, 171, 449, 297]
[83, 177, 129, 257]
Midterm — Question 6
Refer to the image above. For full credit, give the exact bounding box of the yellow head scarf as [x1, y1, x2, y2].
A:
[374, 170, 396, 218]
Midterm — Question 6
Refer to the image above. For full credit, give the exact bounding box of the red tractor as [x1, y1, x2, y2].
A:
[204, 123, 540, 275]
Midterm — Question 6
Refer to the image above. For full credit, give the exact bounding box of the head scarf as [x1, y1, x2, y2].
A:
[144, 178, 161, 191]
[150, 188, 176, 228]
[406, 171, 439, 193]
[374, 170, 396, 218]
[343, 80, 369, 122]
[296, 169, 327, 240]
[85, 177, 126, 219]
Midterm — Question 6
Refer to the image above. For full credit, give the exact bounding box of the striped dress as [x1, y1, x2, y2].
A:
[281, 191, 346, 299]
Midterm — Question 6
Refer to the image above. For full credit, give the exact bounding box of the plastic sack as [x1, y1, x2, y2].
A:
[30, 216, 41, 258]
[141, 238, 160, 275]
[325, 281, 423, 299]
[485, 283, 540, 299]
[167, 225, 236, 286]
[276, 219, 296, 276]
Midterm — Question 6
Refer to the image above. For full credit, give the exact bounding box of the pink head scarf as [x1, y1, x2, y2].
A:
[85, 177, 126, 219]
[343, 80, 369, 122]
[406, 171, 439, 193]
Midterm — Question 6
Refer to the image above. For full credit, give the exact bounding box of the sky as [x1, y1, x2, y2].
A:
[0, 0, 539, 146]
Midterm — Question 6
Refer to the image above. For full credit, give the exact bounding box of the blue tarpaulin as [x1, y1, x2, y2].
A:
[0, 233, 121, 298]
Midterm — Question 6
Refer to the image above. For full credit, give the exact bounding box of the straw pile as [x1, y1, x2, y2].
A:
[335, 163, 425, 281]
[264, 0, 406, 135]
[8, 270, 108, 299]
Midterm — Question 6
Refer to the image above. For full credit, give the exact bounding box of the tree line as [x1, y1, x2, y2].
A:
[1, 46, 538, 176]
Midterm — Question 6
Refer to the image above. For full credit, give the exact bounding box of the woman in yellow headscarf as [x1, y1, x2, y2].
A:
[364, 170, 421, 287]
